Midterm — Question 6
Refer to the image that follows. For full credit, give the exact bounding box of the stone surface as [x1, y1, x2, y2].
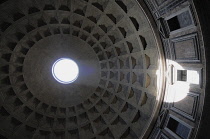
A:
[0, 0, 163, 138]
[23, 35, 100, 107]
[1, 0, 207, 139]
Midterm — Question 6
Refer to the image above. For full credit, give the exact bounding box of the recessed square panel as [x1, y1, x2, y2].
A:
[170, 33, 200, 63]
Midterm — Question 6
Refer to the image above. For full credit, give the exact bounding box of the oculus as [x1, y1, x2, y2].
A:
[52, 58, 79, 84]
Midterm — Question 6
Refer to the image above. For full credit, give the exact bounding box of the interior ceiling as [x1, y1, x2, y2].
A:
[0, 0, 164, 138]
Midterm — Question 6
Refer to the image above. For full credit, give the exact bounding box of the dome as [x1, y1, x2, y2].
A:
[0, 0, 209, 139]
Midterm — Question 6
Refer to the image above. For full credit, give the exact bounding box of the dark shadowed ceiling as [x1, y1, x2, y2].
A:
[0, 0, 164, 138]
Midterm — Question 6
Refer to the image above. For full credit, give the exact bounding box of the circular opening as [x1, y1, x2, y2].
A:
[52, 58, 79, 84]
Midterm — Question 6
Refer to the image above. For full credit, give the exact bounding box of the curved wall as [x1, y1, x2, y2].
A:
[0, 0, 209, 139]
[143, 0, 206, 139]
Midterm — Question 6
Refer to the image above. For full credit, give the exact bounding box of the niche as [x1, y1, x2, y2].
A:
[166, 116, 192, 139]
[166, 7, 194, 33]
[177, 70, 187, 81]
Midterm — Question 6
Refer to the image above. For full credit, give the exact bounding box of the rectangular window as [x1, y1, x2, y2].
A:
[167, 117, 191, 139]
[167, 11, 193, 32]
[177, 70, 187, 81]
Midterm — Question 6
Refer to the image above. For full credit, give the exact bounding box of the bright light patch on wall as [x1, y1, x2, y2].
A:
[166, 82, 189, 103]
[164, 60, 191, 103]
[187, 70, 200, 85]
[52, 58, 79, 84]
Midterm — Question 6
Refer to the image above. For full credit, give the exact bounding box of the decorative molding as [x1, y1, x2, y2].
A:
[155, 0, 167, 7]
[170, 92, 199, 121]
[164, 114, 193, 139]
[169, 33, 200, 63]
[165, 6, 196, 34]
[158, 0, 187, 16]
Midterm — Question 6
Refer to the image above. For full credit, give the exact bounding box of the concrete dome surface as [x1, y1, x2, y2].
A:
[0, 0, 209, 139]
